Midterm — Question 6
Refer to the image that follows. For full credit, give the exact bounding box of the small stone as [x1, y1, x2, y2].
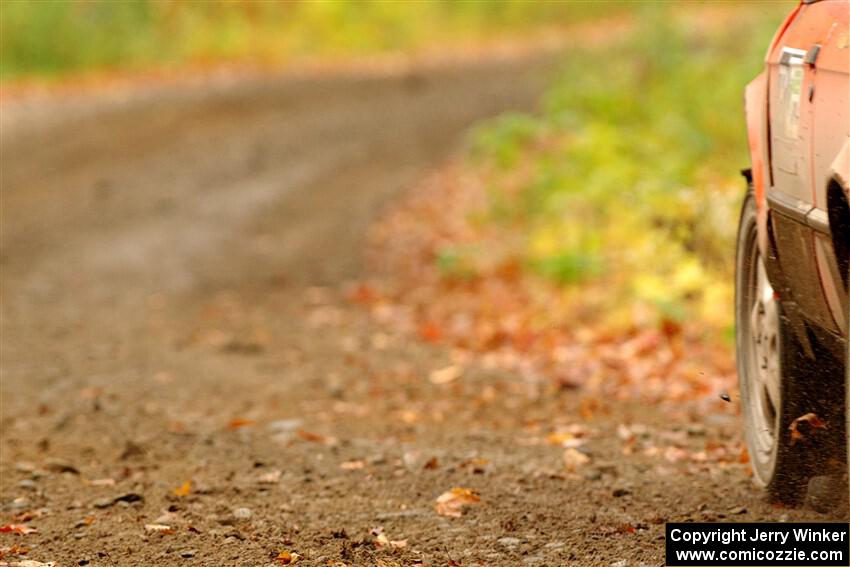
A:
[807, 475, 846, 513]
[17, 479, 37, 490]
[45, 458, 80, 475]
[402, 451, 422, 470]
[232, 507, 252, 520]
[497, 537, 521, 547]
[594, 461, 618, 475]
[582, 469, 602, 481]
[179, 549, 197, 558]
[612, 488, 630, 498]
[729, 506, 747, 515]
[611, 560, 629, 567]
[155, 512, 180, 524]
[544, 542, 565, 550]
[10, 497, 31, 509]
[93, 497, 114, 509]
[367, 454, 387, 465]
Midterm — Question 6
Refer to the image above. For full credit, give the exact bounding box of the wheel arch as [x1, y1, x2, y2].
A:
[827, 176, 849, 293]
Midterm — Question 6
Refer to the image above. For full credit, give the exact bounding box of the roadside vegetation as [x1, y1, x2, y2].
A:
[366, 4, 791, 402]
[458, 5, 787, 335]
[1, 0, 625, 79]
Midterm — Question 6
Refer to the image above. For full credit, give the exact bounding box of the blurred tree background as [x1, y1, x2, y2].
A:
[1, 0, 623, 78]
[463, 4, 791, 337]
[2, 0, 794, 339]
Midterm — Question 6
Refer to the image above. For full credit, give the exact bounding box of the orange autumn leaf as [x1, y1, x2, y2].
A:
[275, 551, 300, 564]
[435, 487, 480, 517]
[227, 418, 255, 430]
[563, 448, 591, 472]
[145, 523, 175, 535]
[788, 413, 826, 445]
[0, 524, 37, 535]
[546, 431, 585, 448]
[418, 321, 443, 343]
[173, 480, 192, 497]
[2, 543, 29, 556]
[296, 429, 326, 443]
[349, 283, 376, 304]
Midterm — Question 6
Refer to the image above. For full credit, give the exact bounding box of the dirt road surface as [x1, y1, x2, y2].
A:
[0, 55, 835, 567]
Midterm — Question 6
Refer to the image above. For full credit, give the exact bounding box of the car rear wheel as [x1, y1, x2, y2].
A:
[736, 193, 810, 503]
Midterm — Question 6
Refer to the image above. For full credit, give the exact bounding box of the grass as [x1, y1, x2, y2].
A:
[463, 3, 793, 334]
[1, 0, 627, 80]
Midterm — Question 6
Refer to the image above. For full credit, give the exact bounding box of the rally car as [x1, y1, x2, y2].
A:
[736, 0, 849, 503]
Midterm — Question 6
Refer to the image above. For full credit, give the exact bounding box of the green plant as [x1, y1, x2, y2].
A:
[466, 4, 790, 330]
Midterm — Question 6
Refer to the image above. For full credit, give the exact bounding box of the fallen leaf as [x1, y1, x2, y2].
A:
[173, 480, 192, 497]
[227, 418, 255, 430]
[429, 365, 462, 385]
[144, 524, 175, 534]
[374, 533, 407, 548]
[296, 429, 326, 443]
[349, 283, 376, 304]
[418, 321, 443, 343]
[562, 448, 590, 472]
[0, 544, 29, 556]
[546, 431, 585, 448]
[435, 487, 480, 517]
[423, 457, 440, 470]
[458, 458, 490, 473]
[789, 413, 827, 444]
[0, 525, 36, 535]
[275, 551, 300, 564]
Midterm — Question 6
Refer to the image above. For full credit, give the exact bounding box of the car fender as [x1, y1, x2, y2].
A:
[745, 70, 771, 253]
[829, 138, 850, 198]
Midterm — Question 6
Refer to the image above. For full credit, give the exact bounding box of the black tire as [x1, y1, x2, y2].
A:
[736, 192, 812, 503]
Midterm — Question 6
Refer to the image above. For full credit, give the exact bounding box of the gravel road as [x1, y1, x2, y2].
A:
[0, 54, 836, 567]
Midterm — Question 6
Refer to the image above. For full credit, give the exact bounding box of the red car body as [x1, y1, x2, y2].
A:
[745, 0, 849, 354]
[737, 0, 848, 502]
